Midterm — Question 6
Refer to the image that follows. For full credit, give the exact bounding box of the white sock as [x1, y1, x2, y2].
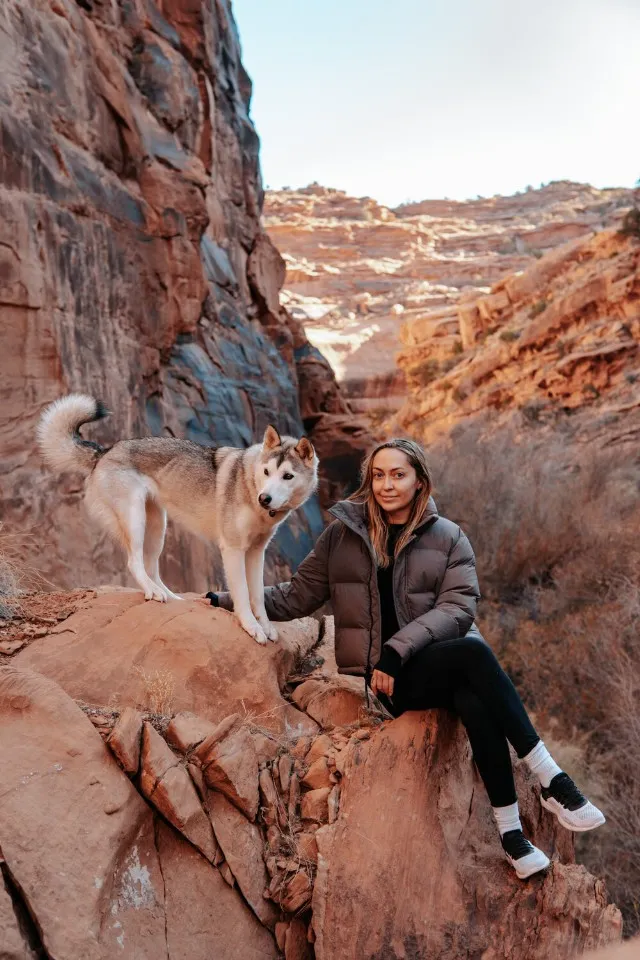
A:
[522, 740, 563, 788]
[492, 801, 522, 836]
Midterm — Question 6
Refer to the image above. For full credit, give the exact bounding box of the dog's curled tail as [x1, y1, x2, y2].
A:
[37, 394, 110, 473]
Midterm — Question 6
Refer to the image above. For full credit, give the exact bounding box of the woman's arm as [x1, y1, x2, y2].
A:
[383, 526, 481, 667]
[213, 522, 334, 621]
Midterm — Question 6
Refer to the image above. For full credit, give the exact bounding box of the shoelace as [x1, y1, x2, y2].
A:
[547, 773, 586, 811]
[501, 830, 534, 859]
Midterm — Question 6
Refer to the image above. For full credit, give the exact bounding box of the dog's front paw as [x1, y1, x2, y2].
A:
[261, 620, 278, 642]
[239, 618, 268, 646]
[144, 583, 168, 602]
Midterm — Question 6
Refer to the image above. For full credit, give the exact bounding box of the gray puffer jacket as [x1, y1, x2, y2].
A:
[216, 496, 486, 686]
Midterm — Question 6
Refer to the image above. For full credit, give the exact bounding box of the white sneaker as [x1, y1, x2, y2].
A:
[501, 829, 550, 879]
[540, 773, 606, 832]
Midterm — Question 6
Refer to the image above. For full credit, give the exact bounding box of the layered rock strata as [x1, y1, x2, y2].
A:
[264, 182, 632, 417]
[395, 229, 640, 446]
[0, 0, 371, 594]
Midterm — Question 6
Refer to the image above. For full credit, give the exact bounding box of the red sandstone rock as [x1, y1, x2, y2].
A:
[207, 790, 279, 930]
[0, 667, 167, 958]
[300, 755, 333, 790]
[284, 918, 314, 959]
[300, 787, 331, 824]
[311, 710, 621, 960]
[155, 820, 278, 959]
[15, 591, 320, 736]
[198, 722, 260, 821]
[138, 724, 218, 863]
[396, 230, 640, 446]
[107, 706, 144, 774]
[292, 677, 365, 729]
[165, 711, 219, 753]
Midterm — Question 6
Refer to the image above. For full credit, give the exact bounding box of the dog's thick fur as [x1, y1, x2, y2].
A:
[37, 394, 319, 644]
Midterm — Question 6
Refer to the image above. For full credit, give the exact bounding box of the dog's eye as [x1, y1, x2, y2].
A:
[283, 473, 294, 480]
[264, 468, 269, 476]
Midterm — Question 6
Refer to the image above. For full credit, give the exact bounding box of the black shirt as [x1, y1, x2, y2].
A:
[373, 522, 407, 680]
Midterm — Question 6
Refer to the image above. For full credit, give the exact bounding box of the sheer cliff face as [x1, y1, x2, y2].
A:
[0, 0, 355, 590]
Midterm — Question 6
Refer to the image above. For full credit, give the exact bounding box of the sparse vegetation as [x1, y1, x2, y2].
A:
[499, 329, 521, 343]
[528, 299, 548, 319]
[133, 667, 176, 715]
[429, 420, 640, 933]
[0, 524, 54, 620]
[618, 179, 640, 241]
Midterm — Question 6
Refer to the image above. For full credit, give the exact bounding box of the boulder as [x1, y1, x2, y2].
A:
[311, 710, 622, 960]
[155, 819, 279, 959]
[0, 666, 167, 959]
[138, 724, 218, 863]
[15, 591, 321, 736]
[107, 707, 144, 774]
[207, 790, 280, 930]
[197, 721, 260, 821]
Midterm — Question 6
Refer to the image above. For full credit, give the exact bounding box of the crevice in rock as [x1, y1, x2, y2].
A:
[0, 858, 50, 959]
[151, 817, 171, 960]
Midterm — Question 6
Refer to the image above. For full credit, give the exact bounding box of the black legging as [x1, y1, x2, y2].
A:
[377, 635, 541, 807]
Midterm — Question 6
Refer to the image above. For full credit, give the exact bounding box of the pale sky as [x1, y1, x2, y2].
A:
[232, 0, 640, 207]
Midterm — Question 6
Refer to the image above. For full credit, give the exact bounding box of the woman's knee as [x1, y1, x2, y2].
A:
[458, 636, 498, 665]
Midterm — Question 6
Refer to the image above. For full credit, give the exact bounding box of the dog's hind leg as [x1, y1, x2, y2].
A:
[115, 487, 169, 602]
[144, 501, 182, 601]
[219, 545, 268, 645]
[246, 544, 278, 642]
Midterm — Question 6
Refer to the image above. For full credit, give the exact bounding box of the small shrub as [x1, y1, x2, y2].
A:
[618, 206, 640, 241]
[409, 358, 440, 388]
[499, 329, 521, 343]
[528, 299, 548, 319]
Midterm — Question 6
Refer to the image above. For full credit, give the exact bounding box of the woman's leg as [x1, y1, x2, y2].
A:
[390, 671, 550, 878]
[392, 636, 606, 832]
[452, 686, 516, 808]
[394, 636, 540, 758]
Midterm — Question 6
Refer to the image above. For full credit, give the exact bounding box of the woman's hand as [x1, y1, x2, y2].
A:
[371, 668, 394, 697]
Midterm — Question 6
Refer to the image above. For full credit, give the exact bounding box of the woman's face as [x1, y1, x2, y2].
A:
[371, 448, 422, 521]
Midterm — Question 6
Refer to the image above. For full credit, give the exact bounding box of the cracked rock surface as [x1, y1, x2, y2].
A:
[0, 591, 624, 959]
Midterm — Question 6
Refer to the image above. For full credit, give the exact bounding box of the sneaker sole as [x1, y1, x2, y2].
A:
[541, 796, 606, 832]
[506, 851, 551, 880]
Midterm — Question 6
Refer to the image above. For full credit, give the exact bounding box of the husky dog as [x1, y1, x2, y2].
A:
[37, 394, 319, 645]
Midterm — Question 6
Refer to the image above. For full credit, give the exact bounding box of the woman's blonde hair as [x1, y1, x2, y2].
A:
[347, 438, 434, 567]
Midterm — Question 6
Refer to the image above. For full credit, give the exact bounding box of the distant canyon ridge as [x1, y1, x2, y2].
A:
[264, 181, 634, 431]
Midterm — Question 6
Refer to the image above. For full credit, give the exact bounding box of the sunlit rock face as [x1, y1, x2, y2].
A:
[264, 181, 632, 420]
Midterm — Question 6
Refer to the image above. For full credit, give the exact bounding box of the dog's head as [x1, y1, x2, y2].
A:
[255, 425, 319, 516]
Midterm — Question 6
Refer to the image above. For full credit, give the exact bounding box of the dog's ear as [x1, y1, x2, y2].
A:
[295, 436, 315, 463]
[263, 424, 281, 450]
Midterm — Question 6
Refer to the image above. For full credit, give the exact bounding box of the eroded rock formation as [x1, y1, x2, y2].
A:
[263, 182, 632, 418]
[0, 588, 623, 958]
[396, 229, 640, 446]
[0, 0, 372, 595]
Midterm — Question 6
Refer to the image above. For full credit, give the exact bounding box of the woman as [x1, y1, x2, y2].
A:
[203, 438, 605, 880]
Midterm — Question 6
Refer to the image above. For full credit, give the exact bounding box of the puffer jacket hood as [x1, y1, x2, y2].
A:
[216, 495, 484, 705]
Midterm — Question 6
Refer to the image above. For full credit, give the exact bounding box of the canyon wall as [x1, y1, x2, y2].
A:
[0, 0, 369, 593]
[264, 181, 632, 419]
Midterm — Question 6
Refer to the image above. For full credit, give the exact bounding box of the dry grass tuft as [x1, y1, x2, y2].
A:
[0, 523, 57, 619]
[133, 667, 176, 715]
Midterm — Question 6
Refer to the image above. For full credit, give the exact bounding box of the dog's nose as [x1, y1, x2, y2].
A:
[259, 493, 272, 506]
